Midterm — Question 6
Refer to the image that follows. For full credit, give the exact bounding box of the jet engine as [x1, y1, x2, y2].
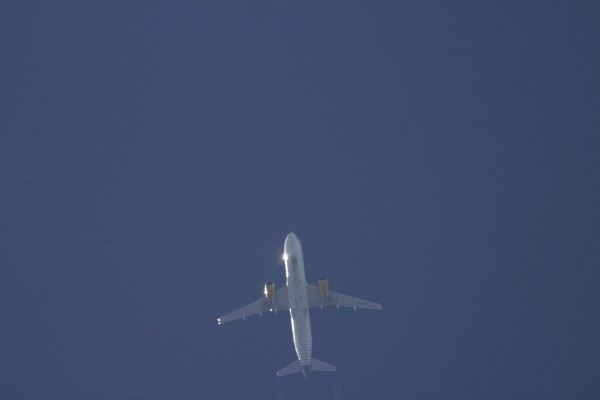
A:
[318, 276, 330, 300]
[264, 281, 276, 306]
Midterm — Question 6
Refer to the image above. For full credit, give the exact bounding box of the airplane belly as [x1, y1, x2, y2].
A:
[290, 308, 312, 366]
[284, 237, 313, 367]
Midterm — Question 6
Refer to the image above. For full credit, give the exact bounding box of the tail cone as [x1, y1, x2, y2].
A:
[302, 365, 311, 380]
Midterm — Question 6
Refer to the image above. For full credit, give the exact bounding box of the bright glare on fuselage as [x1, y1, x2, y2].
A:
[283, 253, 288, 261]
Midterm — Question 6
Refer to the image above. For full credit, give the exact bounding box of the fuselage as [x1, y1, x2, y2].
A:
[283, 232, 312, 377]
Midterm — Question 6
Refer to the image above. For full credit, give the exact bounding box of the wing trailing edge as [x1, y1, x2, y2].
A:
[306, 284, 382, 310]
[217, 286, 290, 324]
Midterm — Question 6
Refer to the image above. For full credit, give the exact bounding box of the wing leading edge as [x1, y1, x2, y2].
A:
[217, 286, 290, 325]
[306, 284, 382, 310]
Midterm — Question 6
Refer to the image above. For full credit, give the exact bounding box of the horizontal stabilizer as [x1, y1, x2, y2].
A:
[276, 358, 336, 378]
[277, 360, 302, 377]
[311, 357, 336, 372]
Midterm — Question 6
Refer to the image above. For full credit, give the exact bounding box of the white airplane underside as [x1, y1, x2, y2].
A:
[217, 232, 382, 380]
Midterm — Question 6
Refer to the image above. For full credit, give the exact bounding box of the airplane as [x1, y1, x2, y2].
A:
[217, 232, 382, 380]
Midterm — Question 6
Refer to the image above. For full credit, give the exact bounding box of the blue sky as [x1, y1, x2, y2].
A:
[2, 2, 599, 399]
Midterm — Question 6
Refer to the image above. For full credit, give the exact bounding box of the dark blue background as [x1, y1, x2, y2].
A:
[2, 2, 599, 399]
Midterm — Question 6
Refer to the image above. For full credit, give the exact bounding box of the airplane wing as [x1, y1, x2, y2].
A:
[306, 284, 382, 310]
[217, 286, 290, 324]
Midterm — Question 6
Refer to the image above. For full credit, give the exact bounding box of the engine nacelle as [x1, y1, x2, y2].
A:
[264, 281, 276, 306]
[318, 276, 329, 300]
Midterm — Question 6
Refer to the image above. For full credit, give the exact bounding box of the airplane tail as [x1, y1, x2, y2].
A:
[277, 358, 336, 379]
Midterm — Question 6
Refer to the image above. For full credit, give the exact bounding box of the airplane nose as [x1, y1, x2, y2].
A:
[285, 232, 298, 242]
[284, 232, 300, 254]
